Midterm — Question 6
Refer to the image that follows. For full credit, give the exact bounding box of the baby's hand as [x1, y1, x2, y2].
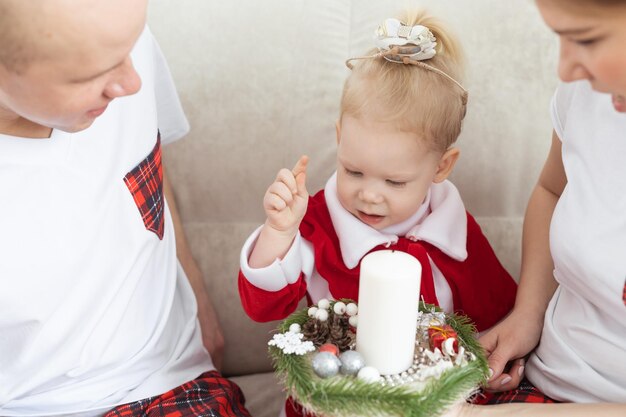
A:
[263, 155, 309, 235]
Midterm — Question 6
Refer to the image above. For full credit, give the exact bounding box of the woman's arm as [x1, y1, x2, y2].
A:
[517, 130, 566, 320]
[480, 131, 566, 390]
[447, 402, 626, 417]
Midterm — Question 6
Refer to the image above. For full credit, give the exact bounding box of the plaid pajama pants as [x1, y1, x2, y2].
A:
[104, 371, 252, 417]
[473, 378, 559, 404]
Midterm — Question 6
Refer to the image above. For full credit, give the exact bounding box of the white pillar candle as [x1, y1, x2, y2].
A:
[356, 250, 421, 375]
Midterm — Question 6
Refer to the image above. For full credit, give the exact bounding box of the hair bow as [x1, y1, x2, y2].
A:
[344, 17, 468, 106]
[374, 18, 437, 63]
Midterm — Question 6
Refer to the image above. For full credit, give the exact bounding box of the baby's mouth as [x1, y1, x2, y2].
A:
[358, 210, 384, 225]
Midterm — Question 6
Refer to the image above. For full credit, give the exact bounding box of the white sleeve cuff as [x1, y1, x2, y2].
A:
[239, 226, 304, 292]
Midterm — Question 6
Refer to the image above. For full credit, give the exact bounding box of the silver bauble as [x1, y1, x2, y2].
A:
[311, 352, 341, 378]
[339, 350, 365, 375]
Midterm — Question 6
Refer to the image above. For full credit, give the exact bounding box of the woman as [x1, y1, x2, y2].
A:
[452, 0, 626, 415]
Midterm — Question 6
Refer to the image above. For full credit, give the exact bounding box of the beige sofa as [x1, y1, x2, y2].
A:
[147, 1, 559, 416]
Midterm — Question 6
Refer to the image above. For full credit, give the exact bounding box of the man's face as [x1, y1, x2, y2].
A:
[0, 0, 148, 134]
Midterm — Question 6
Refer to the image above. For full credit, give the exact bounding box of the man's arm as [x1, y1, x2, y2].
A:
[163, 166, 225, 371]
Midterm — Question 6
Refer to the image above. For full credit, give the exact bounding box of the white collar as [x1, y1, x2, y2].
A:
[324, 172, 468, 268]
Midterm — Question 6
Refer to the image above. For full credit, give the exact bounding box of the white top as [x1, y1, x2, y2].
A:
[526, 81, 626, 402]
[0, 27, 212, 416]
[240, 173, 470, 313]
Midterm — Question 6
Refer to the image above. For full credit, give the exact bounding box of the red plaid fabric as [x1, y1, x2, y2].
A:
[124, 133, 165, 239]
[473, 378, 559, 405]
[104, 371, 252, 417]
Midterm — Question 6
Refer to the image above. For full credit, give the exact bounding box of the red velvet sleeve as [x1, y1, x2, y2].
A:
[238, 270, 309, 322]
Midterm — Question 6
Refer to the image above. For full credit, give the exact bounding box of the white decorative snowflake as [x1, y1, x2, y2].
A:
[268, 331, 316, 355]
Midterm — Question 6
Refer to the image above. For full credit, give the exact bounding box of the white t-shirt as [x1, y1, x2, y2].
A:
[0, 27, 212, 416]
[526, 81, 626, 402]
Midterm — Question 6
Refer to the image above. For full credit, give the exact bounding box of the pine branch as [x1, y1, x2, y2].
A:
[269, 300, 490, 417]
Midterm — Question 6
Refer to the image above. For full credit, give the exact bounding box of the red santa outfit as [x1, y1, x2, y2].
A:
[239, 173, 516, 331]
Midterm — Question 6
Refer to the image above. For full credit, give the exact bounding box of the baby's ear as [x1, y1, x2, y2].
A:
[433, 147, 460, 183]
[335, 120, 341, 145]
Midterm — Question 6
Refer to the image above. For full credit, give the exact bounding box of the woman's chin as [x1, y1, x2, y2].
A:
[611, 94, 626, 113]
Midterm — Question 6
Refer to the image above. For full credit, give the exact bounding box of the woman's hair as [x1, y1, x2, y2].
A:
[340, 9, 466, 152]
[565, 0, 626, 5]
[544, 0, 626, 13]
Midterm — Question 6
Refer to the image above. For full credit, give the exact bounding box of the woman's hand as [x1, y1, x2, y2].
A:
[479, 306, 544, 391]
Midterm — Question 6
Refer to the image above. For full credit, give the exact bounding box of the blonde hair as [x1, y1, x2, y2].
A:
[340, 9, 466, 152]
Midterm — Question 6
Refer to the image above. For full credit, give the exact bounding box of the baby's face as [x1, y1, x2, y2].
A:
[0, 0, 147, 134]
[336, 115, 442, 230]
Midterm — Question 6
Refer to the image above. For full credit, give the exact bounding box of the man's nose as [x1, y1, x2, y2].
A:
[103, 56, 142, 99]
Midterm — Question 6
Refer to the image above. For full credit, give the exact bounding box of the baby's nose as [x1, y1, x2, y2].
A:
[359, 189, 383, 204]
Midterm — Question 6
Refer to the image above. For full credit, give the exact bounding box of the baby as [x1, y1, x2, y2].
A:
[239, 9, 516, 346]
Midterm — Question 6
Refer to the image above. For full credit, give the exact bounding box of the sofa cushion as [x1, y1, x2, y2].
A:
[230, 372, 285, 417]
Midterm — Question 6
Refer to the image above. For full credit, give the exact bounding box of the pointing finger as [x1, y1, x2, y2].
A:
[292, 155, 308, 178]
[292, 155, 309, 196]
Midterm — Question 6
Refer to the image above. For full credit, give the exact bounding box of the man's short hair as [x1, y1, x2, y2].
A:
[0, 1, 37, 73]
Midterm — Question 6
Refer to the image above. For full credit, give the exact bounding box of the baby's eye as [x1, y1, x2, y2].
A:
[345, 168, 362, 177]
[386, 179, 406, 187]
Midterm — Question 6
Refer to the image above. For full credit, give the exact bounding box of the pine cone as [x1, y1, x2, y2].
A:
[301, 318, 330, 347]
[328, 315, 354, 352]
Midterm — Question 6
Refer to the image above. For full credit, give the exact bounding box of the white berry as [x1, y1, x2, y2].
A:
[317, 298, 330, 310]
[315, 309, 329, 322]
[289, 323, 301, 334]
[308, 306, 319, 317]
[348, 315, 358, 327]
[346, 303, 358, 316]
[333, 301, 347, 315]
[357, 366, 381, 383]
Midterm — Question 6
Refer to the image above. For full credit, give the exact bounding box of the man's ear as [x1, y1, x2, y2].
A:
[335, 119, 341, 145]
[433, 147, 460, 183]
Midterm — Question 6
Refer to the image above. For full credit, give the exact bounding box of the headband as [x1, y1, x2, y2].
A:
[346, 18, 468, 105]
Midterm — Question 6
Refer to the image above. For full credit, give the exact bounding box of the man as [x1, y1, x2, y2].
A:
[0, 1, 250, 416]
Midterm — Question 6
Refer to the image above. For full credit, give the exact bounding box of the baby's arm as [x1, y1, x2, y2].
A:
[249, 156, 309, 268]
[480, 131, 566, 390]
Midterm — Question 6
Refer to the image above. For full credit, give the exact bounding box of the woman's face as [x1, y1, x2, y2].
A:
[536, 0, 626, 112]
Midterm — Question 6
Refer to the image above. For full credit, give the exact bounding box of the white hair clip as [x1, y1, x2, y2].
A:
[345, 18, 468, 106]
[374, 18, 437, 63]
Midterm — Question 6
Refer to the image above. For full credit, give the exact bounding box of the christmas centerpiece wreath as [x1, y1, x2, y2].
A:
[268, 299, 489, 417]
